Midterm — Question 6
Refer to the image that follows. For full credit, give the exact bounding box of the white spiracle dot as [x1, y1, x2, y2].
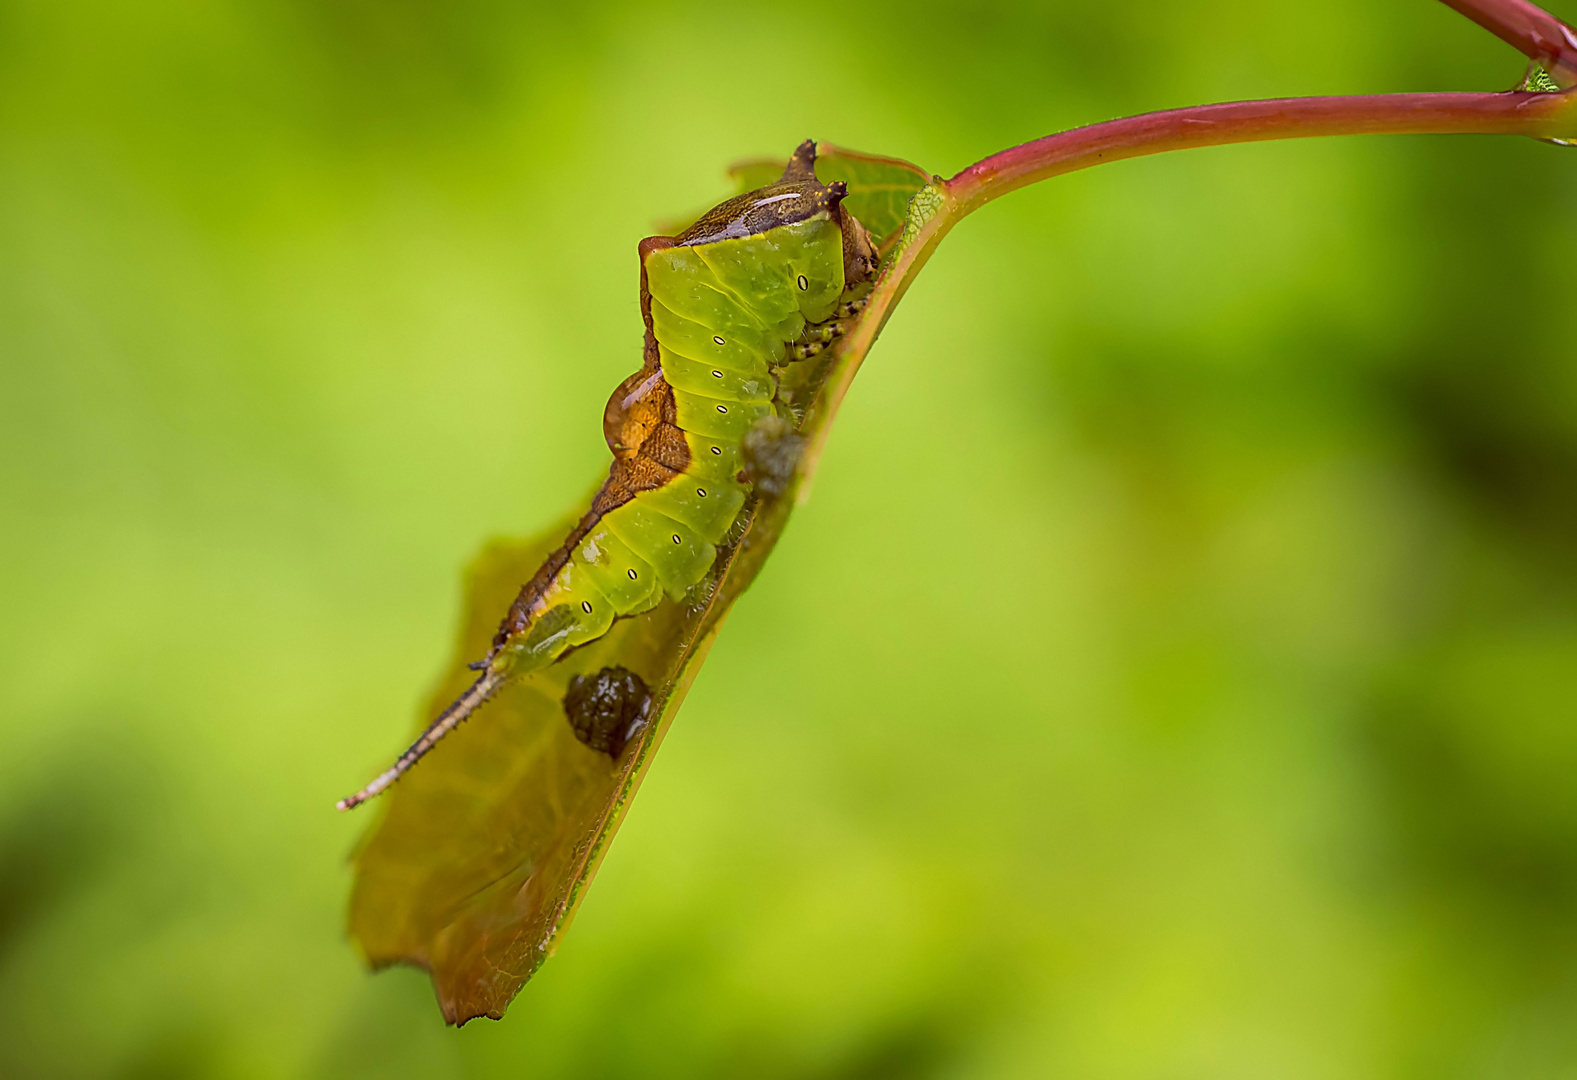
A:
[627, 568, 638, 579]
[797, 274, 808, 291]
[580, 601, 593, 614]
[671, 534, 682, 544]
[713, 335, 726, 346]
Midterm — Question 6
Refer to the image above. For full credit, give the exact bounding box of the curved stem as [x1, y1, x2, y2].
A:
[806, 2, 1577, 482]
[948, 90, 1575, 214]
[804, 83, 1575, 483]
[1437, 0, 1577, 83]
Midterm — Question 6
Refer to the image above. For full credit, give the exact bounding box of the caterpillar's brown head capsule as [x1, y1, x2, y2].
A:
[676, 140, 848, 246]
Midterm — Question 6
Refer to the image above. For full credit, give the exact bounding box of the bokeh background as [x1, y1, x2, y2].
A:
[3, 0, 1576, 1075]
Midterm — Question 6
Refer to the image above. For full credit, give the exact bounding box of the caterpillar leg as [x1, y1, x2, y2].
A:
[789, 295, 870, 361]
[835, 294, 872, 319]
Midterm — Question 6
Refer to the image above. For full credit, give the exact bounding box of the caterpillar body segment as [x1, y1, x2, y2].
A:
[649, 300, 783, 369]
[338, 139, 879, 809]
[654, 348, 774, 402]
[603, 501, 715, 598]
[570, 526, 661, 613]
[671, 393, 775, 442]
[636, 474, 748, 543]
[680, 431, 747, 484]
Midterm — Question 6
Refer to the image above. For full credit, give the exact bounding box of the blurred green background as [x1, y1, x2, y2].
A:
[3, 0, 1576, 1075]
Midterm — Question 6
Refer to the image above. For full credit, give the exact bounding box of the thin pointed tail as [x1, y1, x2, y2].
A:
[337, 670, 502, 811]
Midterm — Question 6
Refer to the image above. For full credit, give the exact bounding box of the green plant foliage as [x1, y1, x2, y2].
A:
[348, 150, 931, 1022]
[5, 0, 1577, 1074]
[348, 521, 707, 1021]
[1522, 63, 1564, 92]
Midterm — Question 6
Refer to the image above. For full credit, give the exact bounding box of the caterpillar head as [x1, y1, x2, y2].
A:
[837, 202, 878, 288]
[675, 139, 873, 288]
[786, 139, 879, 288]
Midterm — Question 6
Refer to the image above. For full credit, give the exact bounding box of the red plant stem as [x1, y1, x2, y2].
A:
[947, 91, 1574, 213]
[1437, 0, 1577, 82]
[813, 1, 1577, 481]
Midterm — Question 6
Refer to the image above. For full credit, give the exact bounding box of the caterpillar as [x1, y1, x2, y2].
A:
[339, 140, 879, 809]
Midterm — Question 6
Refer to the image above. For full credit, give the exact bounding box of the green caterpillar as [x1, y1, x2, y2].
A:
[339, 141, 879, 809]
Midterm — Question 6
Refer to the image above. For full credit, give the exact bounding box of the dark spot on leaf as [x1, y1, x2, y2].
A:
[563, 666, 650, 758]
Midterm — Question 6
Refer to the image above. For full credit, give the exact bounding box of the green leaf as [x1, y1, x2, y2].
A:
[808, 144, 934, 243]
[347, 148, 946, 1024]
[347, 519, 728, 1021]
